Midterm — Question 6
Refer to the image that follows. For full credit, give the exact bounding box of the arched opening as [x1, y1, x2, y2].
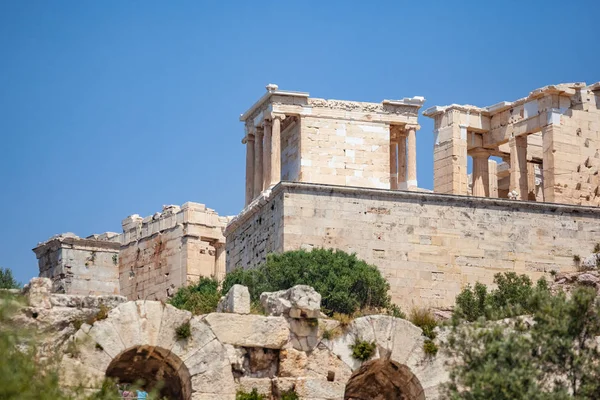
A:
[106, 345, 191, 400]
[344, 358, 425, 400]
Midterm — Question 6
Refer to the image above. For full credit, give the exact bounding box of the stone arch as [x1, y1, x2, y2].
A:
[344, 358, 425, 400]
[60, 301, 235, 398]
[106, 345, 191, 400]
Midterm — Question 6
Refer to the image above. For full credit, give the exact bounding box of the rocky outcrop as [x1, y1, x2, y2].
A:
[260, 285, 322, 318]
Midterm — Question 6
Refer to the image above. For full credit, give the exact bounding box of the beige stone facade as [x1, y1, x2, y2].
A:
[226, 182, 600, 310]
[241, 84, 426, 206]
[119, 203, 230, 300]
[33, 232, 121, 295]
[424, 82, 600, 205]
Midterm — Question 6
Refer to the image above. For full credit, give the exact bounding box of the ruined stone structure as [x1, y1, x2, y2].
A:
[33, 232, 121, 295]
[423, 82, 600, 205]
[15, 278, 448, 400]
[241, 84, 426, 207]
[119, 203, 230, 300]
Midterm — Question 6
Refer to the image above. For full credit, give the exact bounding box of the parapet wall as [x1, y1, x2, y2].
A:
[33, 232, 121, 295]
[226, 182, 600, 310]
[120, 203, 230, 301]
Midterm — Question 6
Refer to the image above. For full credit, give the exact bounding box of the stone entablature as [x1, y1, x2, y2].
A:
[33, 232, 121, 296]
[424, 82, 600, 206]
[119, 202, 231, 301]
[240, 84, 426, 207]
[225, 181, 600, 310]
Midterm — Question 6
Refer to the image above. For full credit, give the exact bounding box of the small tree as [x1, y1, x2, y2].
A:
[445, 284, 600, 399]
[0, 267, 19, 289]
[168, 277, 221, 315]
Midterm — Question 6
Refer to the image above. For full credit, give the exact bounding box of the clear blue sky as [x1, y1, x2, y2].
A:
[1, 0, 598, 284]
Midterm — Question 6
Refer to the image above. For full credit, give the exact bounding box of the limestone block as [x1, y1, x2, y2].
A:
[106, 301, 142, 349]
[294, 378, 345, 400]
[157, 304, 192, 351]
[188, 340, 236, 395]
[581, 253, 600, 270]
[25, 277, 53, 309]
[279, 348, 308, 377]
[260, 285, 321, 318]
[217, 284, 251, 314]
[59, 355, 105, 389]
[171, 316, 217, 362]
[70, 329, 113, 372]
[304, 344, 353, 382]
[204, 313, 289, 349]
[321, 316, 379, 370]
[235, 377, 273, 397]
[86, 319, 126, 359]
[128, 302, 160, 346]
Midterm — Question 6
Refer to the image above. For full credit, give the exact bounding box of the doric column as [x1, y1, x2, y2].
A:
[406, 124, 418, 188]
[270, 113, 285, 186]
[471, 148, 490, 197]
[488, 159, 498, 198]
[244, 130, 255, 206]
[389, 139, 398, 190]
[398, 135, 407, 187]
[263, 120, 272, 189]
[509, 135, 528, 200]
[253, 127, 264, 197]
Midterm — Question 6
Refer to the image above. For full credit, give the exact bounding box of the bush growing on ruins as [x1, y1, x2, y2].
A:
[175, 321, 191, 340]
[444, 285, 600, 399]
[453, 272, 549, 322]
[169, 277, 221, 315]
[236, 388, 266, 400]
[223, 249, 398, 316]
[423, 339, 438, 357]
[280, 389, 299, 400]
[350, 337, 377, 361]
[0, 267, 20, 289]
[409, 307, 437, 339]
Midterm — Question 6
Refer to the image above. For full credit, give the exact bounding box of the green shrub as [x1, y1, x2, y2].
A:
[236, 388, 266, 400]
[169, 277, 221, 315]
[454, 272, 550, 322]
[350, 337, 376, 361]
[175, 321, 191, 340]
[423, 339, 438, 357]
[223, 249, 397, 316]
[409, 307, 437, 339]
[0, 267, 20, 289]
[594, 243, 600, 254]
[573, 254, 581, 263]
[280, 389, 299, 400]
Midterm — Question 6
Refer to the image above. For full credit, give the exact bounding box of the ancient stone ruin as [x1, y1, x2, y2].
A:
[24, 81, 600, 398]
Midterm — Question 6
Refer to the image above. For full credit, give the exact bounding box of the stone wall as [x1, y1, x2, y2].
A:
[226, 190, 284, 270]
[33, 233, 121, 295]
[120, 203, 229, 301]
[281, 118, 301, 181]
[298, 116, 391, 189]
[226, 182, 600, 310]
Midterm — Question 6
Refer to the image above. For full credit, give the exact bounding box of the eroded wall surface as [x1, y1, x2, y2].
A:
[226, 182, 600, 309]
[120, 203, 228, 300]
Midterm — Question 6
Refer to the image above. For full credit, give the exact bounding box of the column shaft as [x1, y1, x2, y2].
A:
[406, 126, 417, 187]
[389, 140, 398, 190]
[398, 136, 407, 187]
[488, 160, 498, 198]
[253, 128, 264, 197]
[263, 121, 272, 189]
[244, 134, 255, 206]
[270, 115, 283, 186]
[471, 150, 490, 197]
[509, 135, 528, 200]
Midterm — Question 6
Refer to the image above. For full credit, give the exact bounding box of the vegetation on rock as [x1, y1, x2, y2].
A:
[445, 273, 600, 399]
[223, 248, 400, 316]
[235, 388, 266, 400]
[350, 337, 377, 361]
[168, 276, 221, 315]
[409, 307, 437, 339]
[453, 272, 549, 322]
[175, 321, 191, 340]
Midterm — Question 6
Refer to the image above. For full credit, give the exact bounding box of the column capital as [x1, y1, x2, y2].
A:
[469, 147, 492, 158]
[268, 112, 286, 121]
[404, 123, 420, 131]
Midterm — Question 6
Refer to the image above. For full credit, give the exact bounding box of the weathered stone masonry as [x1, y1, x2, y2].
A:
[226, 181, 600, 310]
